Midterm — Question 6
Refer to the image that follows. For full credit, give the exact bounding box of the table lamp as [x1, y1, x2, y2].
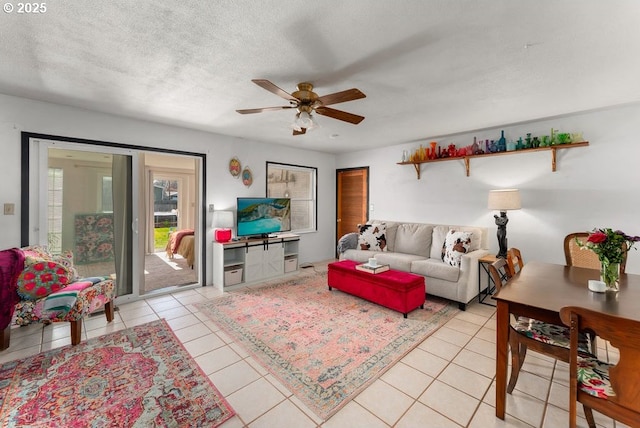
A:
[213, 211, 234, 243]
[488, 189, 521, 258]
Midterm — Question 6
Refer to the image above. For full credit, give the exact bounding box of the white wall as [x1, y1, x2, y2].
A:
[336, 103, 640, 274]
[0, 94, 337, 285]
[3, 93, 639, 279]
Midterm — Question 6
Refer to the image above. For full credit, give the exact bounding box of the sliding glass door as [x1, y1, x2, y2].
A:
[24, 134, 205, 302]
[29, 139, 140, 301]
[142, 155, 199, 295]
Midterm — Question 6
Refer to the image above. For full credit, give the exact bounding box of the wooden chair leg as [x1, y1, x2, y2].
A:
[582, 405, 596, 428]
[1, 325, 10, 351]
[105, 301, 114, 323]
[507, 334, 527, 394]
[70, 320, 82, 345]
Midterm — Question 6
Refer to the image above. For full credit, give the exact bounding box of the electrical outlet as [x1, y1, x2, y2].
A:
[208, 204, 215, 212]
[4, 203, 15, 215]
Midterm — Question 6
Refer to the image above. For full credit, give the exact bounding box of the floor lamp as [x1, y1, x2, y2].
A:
[488, 189, 521, 258]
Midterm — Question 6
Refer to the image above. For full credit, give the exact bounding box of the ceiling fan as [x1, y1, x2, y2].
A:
[236, 79, 366, 135]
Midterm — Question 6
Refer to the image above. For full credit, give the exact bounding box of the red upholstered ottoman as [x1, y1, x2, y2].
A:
[328, 260, 426, 318]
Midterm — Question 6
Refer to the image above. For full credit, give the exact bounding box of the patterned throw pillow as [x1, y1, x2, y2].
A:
[357, 223, 388, 251]
[22, 246, 79, 283]
[442, 230, 473, 267]
[16, 254, 73, 300]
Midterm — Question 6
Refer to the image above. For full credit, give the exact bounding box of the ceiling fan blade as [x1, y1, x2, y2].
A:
[315, 106, 365, 124]
[316, 88, 366, 106]
[292, 127, 307, 136]
[236, 106, 296, 114]
[252, 79, 299, 102]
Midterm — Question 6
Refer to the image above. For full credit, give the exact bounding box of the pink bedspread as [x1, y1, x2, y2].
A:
[167, 229, 194, 256]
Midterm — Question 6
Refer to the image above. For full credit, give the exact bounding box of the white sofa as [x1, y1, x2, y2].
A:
[338, 220, 490, 310]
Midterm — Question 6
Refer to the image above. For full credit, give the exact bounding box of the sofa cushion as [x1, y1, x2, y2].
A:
[373, 252, 426, 272]
[430, 225, 450, 259]
[394, 224, 433, 258]
[357, 223, 388, 251]
[341, 249, 378, 264]
[442, 230, 473, 267]
[411, 259, 461, 282]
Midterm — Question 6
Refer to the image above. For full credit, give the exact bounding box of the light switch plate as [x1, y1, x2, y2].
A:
[4, 203, 15, 215]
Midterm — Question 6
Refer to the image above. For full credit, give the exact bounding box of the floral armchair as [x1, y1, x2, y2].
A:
[1, 246, 116, 351]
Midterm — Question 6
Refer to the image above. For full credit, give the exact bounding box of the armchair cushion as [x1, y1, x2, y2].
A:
[42, 279, 95, 314]
[14, 275, 115, 324]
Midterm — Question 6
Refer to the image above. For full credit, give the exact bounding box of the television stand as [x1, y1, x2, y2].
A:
[212, 233, 300, 290]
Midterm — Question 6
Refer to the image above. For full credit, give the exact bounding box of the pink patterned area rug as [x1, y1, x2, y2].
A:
[0, 320, 235, 427]
[196, 270, 459, 420]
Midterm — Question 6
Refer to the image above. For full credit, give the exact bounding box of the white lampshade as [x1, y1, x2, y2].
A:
[488, 189, 521, 211]
[212, 210, 234, 229]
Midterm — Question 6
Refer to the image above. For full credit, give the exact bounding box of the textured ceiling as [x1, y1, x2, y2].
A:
[2, 1, 640, 153]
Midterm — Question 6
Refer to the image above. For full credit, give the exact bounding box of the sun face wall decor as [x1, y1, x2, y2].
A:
[229, 157, 241, 178]
[242, 167, 253, 187]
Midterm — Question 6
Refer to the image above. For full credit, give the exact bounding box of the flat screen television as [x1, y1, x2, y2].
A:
[236, 197, 291, 237]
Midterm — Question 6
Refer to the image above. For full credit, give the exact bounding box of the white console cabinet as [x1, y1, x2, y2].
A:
[212, 234, 300, 290]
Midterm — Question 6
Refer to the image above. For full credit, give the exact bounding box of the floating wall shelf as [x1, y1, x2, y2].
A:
[397, 142, 589, 179]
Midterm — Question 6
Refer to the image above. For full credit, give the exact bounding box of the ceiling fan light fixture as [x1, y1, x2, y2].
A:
[292, 111, 317, 131]
[238, 79, 365, 134]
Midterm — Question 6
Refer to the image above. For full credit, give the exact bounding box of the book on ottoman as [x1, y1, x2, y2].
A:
[355, 263, 390, 274]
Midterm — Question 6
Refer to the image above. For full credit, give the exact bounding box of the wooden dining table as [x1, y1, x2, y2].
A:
[492, 261, 640, 419]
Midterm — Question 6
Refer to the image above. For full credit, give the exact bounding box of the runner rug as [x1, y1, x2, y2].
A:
[0, 320, 235, 427]
[196, 270, 459, 420]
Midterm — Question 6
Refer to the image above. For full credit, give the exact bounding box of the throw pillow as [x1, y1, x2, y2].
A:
[22, 246, 79, 283]
[357, 223, 388, 251]
[16, 254, 73, 300]
[442, 230, 473, 267]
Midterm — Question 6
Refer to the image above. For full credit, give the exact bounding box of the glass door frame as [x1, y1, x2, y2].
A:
[21, 132, 208, 304]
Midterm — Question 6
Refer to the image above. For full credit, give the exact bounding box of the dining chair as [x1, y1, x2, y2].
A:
[563, 232, 628, 274]
[564, 232, 626, 357]
[560, 306, 640, 428]
[489, 258, 594, 394]
[506, 247, 524, 276]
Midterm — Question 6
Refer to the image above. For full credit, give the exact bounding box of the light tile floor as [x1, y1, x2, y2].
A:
[1, 279, 629, 428]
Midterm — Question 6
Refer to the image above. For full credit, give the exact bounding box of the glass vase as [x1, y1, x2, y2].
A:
[600, 259, 620, 292]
